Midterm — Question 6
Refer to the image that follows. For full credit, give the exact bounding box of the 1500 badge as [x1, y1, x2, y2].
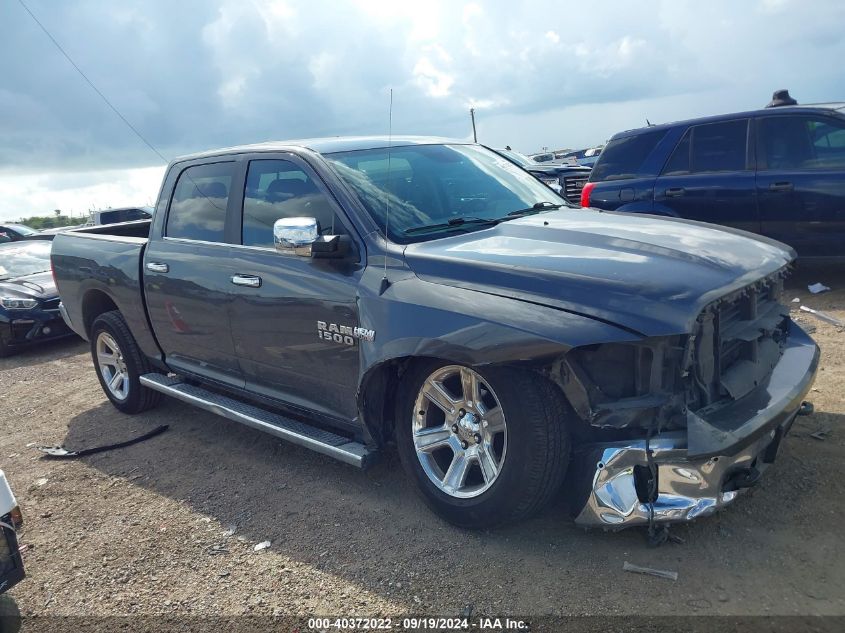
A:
[317, 321, 376, 345]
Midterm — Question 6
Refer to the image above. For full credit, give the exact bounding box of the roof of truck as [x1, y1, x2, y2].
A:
[172, 136, 467, 164]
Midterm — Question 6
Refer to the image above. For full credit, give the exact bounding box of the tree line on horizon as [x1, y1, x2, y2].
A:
[11, 211, 81, 230]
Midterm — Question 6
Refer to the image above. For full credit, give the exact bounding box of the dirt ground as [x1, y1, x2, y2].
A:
[1, 265, 844, 620]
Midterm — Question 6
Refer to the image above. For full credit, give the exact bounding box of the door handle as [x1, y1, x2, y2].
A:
[769, 181, 794, 192]
[231, 274, 262, 288]
[664, 187, 686, 197]
[146, 262, 169, 273]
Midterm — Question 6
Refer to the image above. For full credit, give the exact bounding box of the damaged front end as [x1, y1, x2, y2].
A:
[554, 269, 820, 528]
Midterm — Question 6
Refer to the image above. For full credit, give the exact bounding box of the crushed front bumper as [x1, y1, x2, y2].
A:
[572, 322, 819, 528]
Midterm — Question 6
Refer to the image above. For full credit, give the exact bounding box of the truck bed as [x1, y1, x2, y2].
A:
[50, 219, 161, 361]
[66, 219, 152, 239]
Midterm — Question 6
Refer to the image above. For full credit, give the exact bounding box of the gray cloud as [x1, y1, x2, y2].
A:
[1, 0, 845, 181]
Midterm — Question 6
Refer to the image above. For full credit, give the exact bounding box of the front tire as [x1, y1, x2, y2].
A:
[90, 311, 162, 414]
[395, 361, 570, 529]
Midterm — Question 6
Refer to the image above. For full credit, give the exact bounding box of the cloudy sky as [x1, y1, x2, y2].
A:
[2, 0, 844, 220]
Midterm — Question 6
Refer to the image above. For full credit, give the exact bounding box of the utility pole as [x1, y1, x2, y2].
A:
[470, 108, 477, 142]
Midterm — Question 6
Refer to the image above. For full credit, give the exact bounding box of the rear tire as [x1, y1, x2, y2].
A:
[90, 311, 162, 414]
[395, 360, 570, 529]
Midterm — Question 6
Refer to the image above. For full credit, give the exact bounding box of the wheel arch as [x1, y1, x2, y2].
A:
[358, 352, 578, 448]
[358, 355, 421, 447]
[75, 283, 163, 365]
[81, 289, 119, 338]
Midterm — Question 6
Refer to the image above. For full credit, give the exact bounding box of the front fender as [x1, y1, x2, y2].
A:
[353, 273, 642, 444]
[358, 273, 641, 375]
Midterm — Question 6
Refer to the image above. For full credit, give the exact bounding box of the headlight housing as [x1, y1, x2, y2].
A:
[556, 336, 688, 430]
[1, 297, 39, 310]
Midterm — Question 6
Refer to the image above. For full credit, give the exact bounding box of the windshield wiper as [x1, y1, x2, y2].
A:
[506, 201, 564, 217]
[404, 216, 502, 236]
[404, 202, 564, 236]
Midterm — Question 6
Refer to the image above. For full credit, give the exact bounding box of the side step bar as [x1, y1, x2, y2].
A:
[139, 373, 376, 469]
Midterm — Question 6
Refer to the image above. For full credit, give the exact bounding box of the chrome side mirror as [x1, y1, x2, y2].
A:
[273, 217, 318, 256]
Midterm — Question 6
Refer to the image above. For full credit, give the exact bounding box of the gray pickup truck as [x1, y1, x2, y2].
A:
[51, 137, 819, 530]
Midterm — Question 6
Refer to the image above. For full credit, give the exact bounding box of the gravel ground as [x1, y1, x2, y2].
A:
[1, 267, 844, 620]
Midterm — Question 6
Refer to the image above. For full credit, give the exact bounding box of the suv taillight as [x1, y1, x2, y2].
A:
[580, 182, 596, 208]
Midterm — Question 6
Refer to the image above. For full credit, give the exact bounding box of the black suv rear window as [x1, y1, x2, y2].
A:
[590, 130, 667, 182]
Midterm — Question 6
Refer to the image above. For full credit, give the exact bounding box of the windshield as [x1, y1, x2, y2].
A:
[0, 240, 52, 280]
[5, 224, 38, 236]
[326, 144, 567, 242]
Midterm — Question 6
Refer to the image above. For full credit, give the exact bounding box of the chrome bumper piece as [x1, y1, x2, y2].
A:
[58, 301, 74, 331]
[573, 321, 818, 529]
[573, 427, 783, 527]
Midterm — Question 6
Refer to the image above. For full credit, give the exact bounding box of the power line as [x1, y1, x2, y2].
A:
[17, 0, 168, 164]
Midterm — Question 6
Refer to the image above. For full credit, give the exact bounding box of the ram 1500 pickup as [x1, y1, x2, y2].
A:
[51, 137, 819, 530]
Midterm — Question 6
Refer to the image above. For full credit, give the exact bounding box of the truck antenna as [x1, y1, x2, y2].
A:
[380, 88, 393, 296]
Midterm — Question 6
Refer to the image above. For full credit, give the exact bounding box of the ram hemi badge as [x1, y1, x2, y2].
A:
[317, 321, 375, 345]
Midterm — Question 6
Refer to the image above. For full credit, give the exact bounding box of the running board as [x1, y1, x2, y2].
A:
[139, 373, 375, 469]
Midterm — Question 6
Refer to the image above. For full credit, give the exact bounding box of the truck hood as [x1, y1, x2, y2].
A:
[0, 271, 58, 301]
[403, 210, 794, 337]
[524, 164, 591, 177]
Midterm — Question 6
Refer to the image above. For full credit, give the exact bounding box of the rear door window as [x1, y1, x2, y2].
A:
[759, 115, 845, 170]
[689, 119, 748, 173]
[167, 162, 235, 242]
[591, 130, 667, 181]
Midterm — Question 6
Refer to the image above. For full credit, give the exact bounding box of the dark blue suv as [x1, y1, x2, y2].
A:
[582, 97, 845, 257]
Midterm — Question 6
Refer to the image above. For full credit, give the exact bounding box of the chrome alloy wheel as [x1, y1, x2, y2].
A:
[412, 365, 508, 499]
[96, 332, 130, 400]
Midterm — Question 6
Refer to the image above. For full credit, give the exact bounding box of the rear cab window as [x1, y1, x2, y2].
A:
[166, 162, 236, 242]
[590, 129, 667, 182]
